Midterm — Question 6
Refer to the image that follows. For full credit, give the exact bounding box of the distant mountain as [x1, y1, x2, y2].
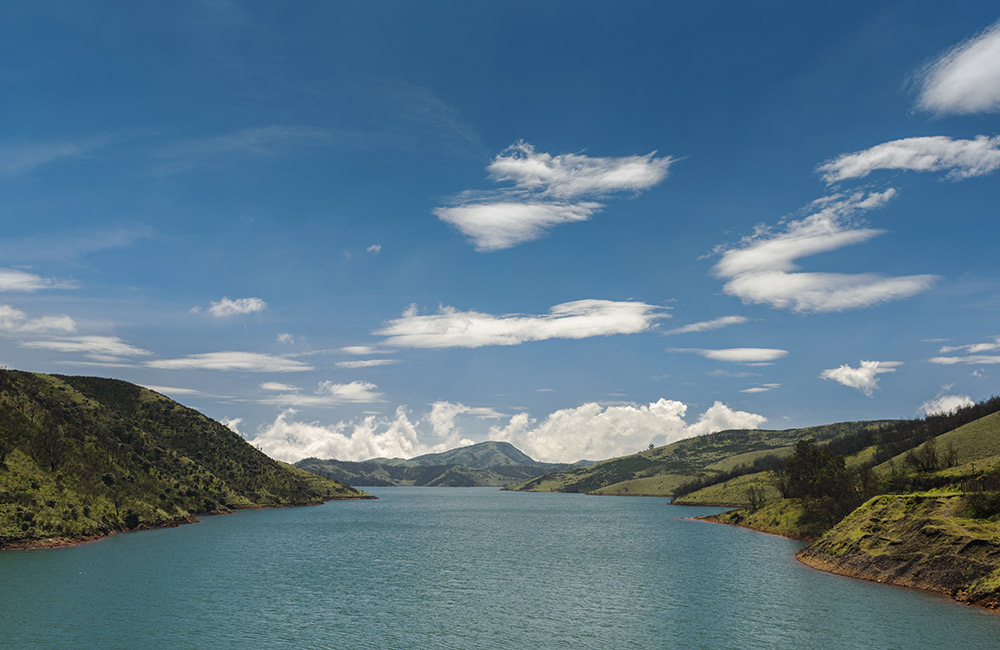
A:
[296, 440, 589, 487]
[0, 370, 370, 549]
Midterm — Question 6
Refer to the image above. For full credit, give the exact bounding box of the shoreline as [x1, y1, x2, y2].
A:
[0, 494, 376, 552]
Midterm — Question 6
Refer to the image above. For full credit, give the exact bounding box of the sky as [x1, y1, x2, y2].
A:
[2, 1, 999, 464]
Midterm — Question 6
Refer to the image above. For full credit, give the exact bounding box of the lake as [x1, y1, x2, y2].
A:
[2, 487, 999, 649]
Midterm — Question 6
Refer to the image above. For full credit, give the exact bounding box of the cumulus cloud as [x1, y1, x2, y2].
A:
[435, 201, 602, 252]
[207, 296, 268, 317]
[671, 347, 788, 364]
[662, 315, 748, 336]
[261, 380, 384, 406]
[919, 394, 975, 416]
[917, 21, 1000, 115]
[435, 142, 672, 250]
[488, 399, 766, 463]
[375, 299, 664, 348]
[0, 268, 74, 292]
[249, 407, 427, 462]
[0, 305, 75, 335]
[817, 135, 1000, 183]
[713, 190, 936, 312]
[148, 351, 312, 372]
[277, 332, 294, 344]
[367, 244, 382, 254]
[820, 360, 903, 397]
[928, 336, 1000, 365]
[335, 359, 399, 368]
[22, 335, 151, 361]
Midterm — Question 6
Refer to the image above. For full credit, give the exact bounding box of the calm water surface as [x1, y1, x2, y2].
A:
[3, 487, 1000, 649]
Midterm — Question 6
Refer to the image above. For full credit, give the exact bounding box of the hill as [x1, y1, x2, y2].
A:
[0, 370, 371, 549]
[296, 440, 584, 487]
[505, 421, 890, 496]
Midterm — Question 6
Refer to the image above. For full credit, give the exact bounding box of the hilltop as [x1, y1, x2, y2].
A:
[505, 421, 890, 496]
[0, 370, 371, 549]
[296, 440, 589, 487]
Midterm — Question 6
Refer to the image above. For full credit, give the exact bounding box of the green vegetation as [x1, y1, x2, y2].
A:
[296, 440, 584, 487]
[0, 370, 371, 549]
[506, 421, 887, 496]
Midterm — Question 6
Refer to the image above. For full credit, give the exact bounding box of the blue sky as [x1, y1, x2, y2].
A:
[2, 1, 999, 463]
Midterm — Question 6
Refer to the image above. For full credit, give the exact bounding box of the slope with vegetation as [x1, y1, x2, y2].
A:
[0, 370, 370, 549]
[506, 421, 889, 496]
[296, 440, 586, 487]
[695, 398, 1000, 609]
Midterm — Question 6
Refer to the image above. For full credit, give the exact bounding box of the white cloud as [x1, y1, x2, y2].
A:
[207, 296, 268, 317]
[148, 351, 312, 372]
[486, 141, 673, 199]
[260, 381, 299, 392]
[375, 299, 664, 348]
[220, 417, 243, 436]
[435, 142, 672, 251]
[713, 190, 936, 312]
[488, 399, 765, 463]
[919, 394, 975, 416]
[928, 337, 1000, 365]
[662, 315, 748, 335]
[262, 380, 384, 406]
[335, 359, 399, 369]
[0, 136, 110, 176]
[367, 244, 382, 254]
[938, 336, 1000, 355]
[22, 335, 151, 360]
[672, 347, 788, 364]
[0, 305, 75, 335]
[435, 201, 602, 252]
[0, 268, 74, 292]
[340, 345, 380, 355]
[817, 135, 1000, 183]
[250, 407, 428, 462]
[740, 383, 781, 394]
[820, 360, 903, 397]
[917, 21, 1000, 115]
[159, 125, 338, 159]
[277, 332, 294, 344]
[142, 385, 204, 396]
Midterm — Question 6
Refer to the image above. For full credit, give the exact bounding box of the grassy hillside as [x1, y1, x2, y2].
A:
[506, 421, 888, 496]
[0, 370, 370, 549]
[296, 441, 580, 487]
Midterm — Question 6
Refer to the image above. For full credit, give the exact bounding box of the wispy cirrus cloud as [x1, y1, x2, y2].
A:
[662, 315, 748, 336]
[817, 135, 1000, 183]
[148, 351, 312, 372]
[22, 335, 152, 361]
[740, 383, 781, 394]
[203, 296, 268, 317]
[435, 142, 673, 251]
[375, 299, 664, 348]
[262, 380, 384, 406]
[820, 360, 903, 397]
[713, 190, 936, 312]
[335, 359, 399, 369]
[0, 305, 75, 335]
[0, 135, 112, 176]
[0, 268, 75, 293]
[928, 336, 1000, 365]
[916, 20, 1000, 115]
[670, 347, 788, 364]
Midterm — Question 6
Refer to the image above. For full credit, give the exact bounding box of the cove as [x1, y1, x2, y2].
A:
[2, 487, 1000, 649]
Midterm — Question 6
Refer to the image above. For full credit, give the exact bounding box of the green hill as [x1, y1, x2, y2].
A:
[296, 440, 584, 487]
[0, 370, 371, 549]
[506, 421, 890, 496]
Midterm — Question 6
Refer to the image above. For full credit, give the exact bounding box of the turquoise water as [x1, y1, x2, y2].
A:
[3, 487, 1000, 649]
